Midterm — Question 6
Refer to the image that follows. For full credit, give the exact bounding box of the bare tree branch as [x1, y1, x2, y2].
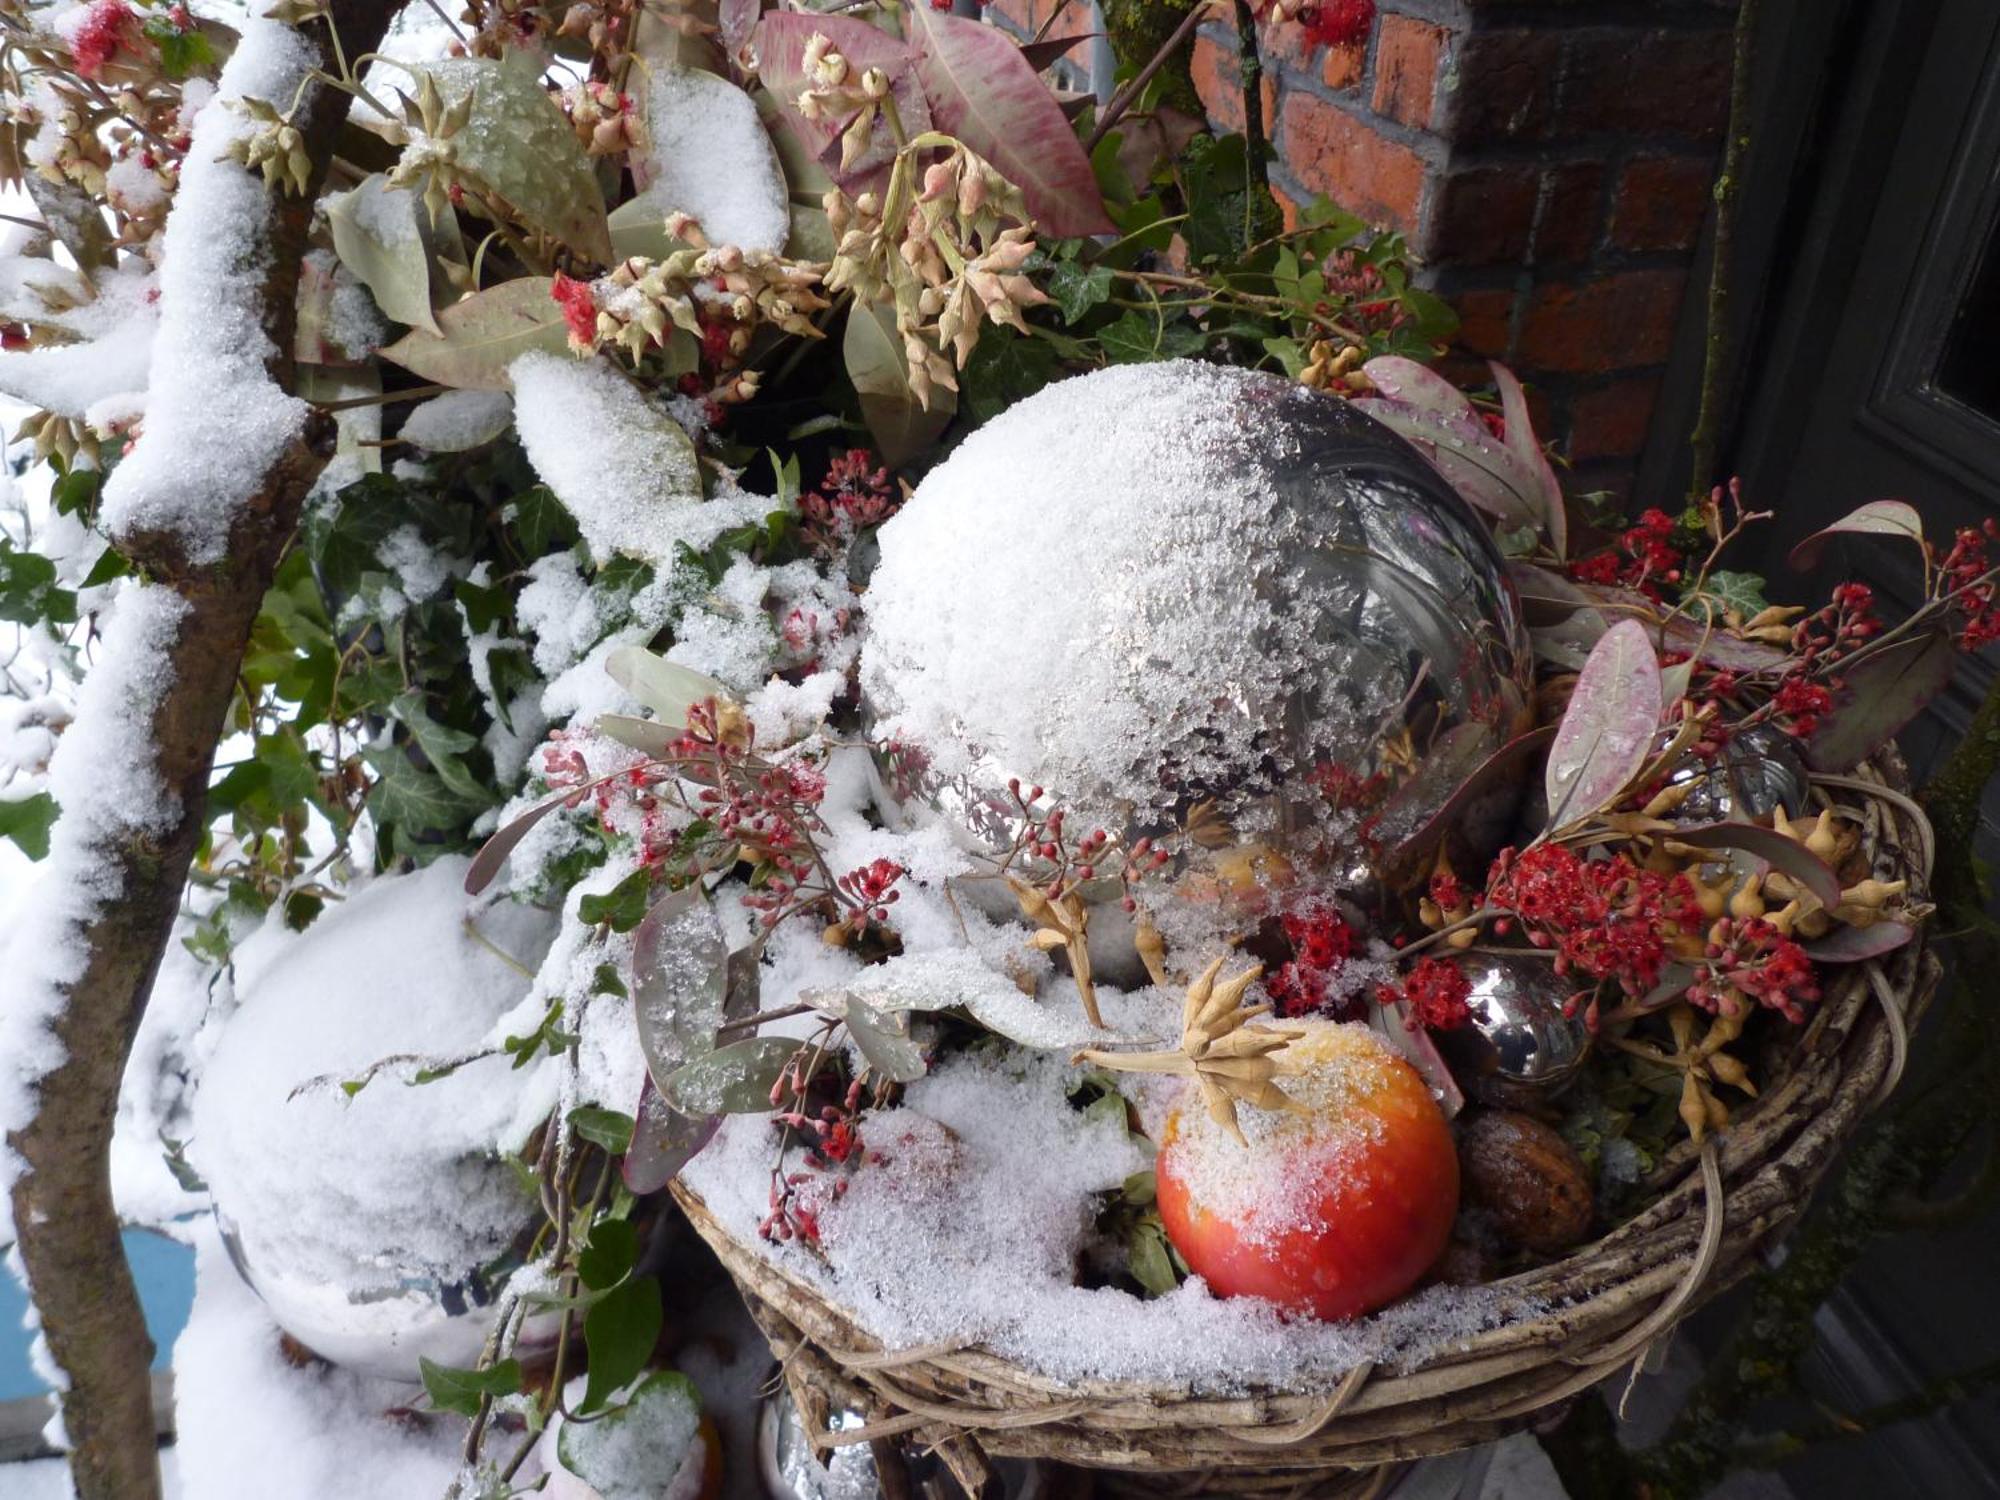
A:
[3, 4, 402, 1495]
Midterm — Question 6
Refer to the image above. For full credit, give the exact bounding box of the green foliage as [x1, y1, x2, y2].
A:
[579, 1275, 663, 1414]
[0, 792, 59, 860]
[0, 540, 76, 626]
[578, 867, 657, 932]
[419, 1356, 523, 1417]
[569, 1105, 637, 1155]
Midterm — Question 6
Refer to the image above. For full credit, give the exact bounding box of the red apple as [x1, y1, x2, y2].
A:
[1155, 1019, 1458, 1321]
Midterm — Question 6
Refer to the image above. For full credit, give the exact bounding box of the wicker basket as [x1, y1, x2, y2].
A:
[673, 752, 1940, 1497]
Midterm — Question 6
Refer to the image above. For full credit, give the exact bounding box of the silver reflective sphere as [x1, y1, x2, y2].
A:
[861, 363, 1532, 922]
[192, 858, 558, 1381]
[758, 1383, 1044, 1500]
[1668, 724, 1809, 824]
[1434, 953, 1590, 1103]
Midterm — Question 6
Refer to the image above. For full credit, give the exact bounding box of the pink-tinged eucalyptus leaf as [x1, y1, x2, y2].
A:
[719, 0, 762, 67]
[1660, 659, 1695, 706]
[1368, 1002, 1464, 1118]
[1350, 396, 1548, 535]
[1509, 561, 1600, 622]
[631, 886, 730, 1093]
[1544, 619, 1662, 826]
[1803, 627, 1956, 773]
[1361, 356, 1475, 418]
[1802, 920, 1917, 964]
[1789, 499, 1926, 571]
[465, 790, 568, 894]
[906, 6, 1112, 237]
[754, 12, 922, 184]
[1668, 821, 1843, 911]
[623, 1075, 720, 1193]
[1577, 584, 1790, 671]
[1490, 361, 1566, 558]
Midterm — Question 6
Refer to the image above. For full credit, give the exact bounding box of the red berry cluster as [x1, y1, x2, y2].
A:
[1568, 508, 1694, 602]
[1301, 0, 1376, 51]
[549, 273, 598, 349]
[1688, 917, 1820, 1024]
[1484, 844, 1700, 1002]
[1940, 520, 2000, 649]
[1772, 581, 1882, 736]
[760, 1069, 867, 1246]
[1266, 903, 1359, 1018]
[836, 857, 905, 930]
[70, 0, 142, 80]
[1380, 956, 1473, 1033]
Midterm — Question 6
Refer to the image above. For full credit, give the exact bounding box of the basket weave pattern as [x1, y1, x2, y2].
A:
[673, 753, 1938, 1492]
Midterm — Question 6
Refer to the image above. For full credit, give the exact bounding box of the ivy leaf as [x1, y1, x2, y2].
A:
[1096, 308, 1204, 364]
[328, 175, 441, 334]
[409, 57, 612, 263]
[508, 484, 576, 557]
[1126, 1216, 1183, 1296]
[0, 792, 59, 860]
[419, 1357, 522, 1418]
[364, 749, 488, 837]
[844, 301, 954, 468]
[1544, 619, 1661, 828]
[380, 277, 568, 391]
[388, 690, 489, 802]
[959, 332, 1057, 423]
[579, 1275, 662, 1414]
[569, 1105, 636, 1156]
[1047, 258, 1113, 324]
[561, 1372, 703, 1488]
[0, 541, 75, 626]
[660, 1037, 796, 1115]
[576, 1216, 640, 1291]
[1690, 569, 1769, 621]
[579, 867, 657, 933]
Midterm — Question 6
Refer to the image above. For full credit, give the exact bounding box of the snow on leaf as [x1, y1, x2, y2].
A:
[381, 278, 567, 390]
[845, 301, 955, 467]
[1544, 618, 1661, 827]
[560, 1369, 702, 1491]
[628, 66, 788, 252]
[604, 647, 726, 727]
[630, 886, 729, 1094]
[847, 1001, 928, 1083]
[398, 389, 513, 452]
[623, 1075, 721, 1192]
[906, 6, 1113, 238]
[660, 1036, 797, 1114]
[1788, 499, 1926, 571]
[327, 174, 440, 334]
[409, 56, 612, 263]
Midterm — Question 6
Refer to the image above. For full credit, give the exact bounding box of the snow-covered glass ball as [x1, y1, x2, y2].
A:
[861, 361, 1531, 912]
[191, 858, 558, 1382]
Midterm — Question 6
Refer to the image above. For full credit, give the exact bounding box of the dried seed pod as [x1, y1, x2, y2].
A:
[1458, 1110, 1594, 1254]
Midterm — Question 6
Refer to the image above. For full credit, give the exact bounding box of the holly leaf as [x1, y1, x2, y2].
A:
[380, 278, 568, 391]
[907, 6, 1112, 238]
[579, 1275, 662, 1415]
[419, 1357, 522, 1418]
[1545, 619, 1662, 827]
[408, 57, 612, 263]
[845, 301, 954, 467]
[0, 792, 59, 860]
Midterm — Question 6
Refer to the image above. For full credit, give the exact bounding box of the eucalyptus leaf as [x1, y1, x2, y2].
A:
[660, 1036, 797, 1115]
[846, 1002, 928, 1083]
[328, 175, 440, 334]
[604, 647, 726, 727]
[623, 1076, 722, 1193]
[595, 713, 683, 758]
[1669, 821, 1843, 911]
[1789, 499, 1926, 571]
[1802, 920, 1917, 963]
[631, 886, 730, 1094]
[1804, 628, 1956, 773]
[1544, 619, 1661, 828]
[380, 277, 567, 391]
[845, 301, 954, 467]
[409, 56, 612, 262]
[465, 789, 568, 895]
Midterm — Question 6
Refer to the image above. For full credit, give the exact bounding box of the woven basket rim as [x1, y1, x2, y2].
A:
[671, 749, 1939, 1484]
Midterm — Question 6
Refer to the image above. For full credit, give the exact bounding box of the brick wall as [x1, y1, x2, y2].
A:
[991, 0, 1738, 500]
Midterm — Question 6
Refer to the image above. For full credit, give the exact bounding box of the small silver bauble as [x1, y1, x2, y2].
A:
[861, 362, 1533, 945]
[1667, 723, 1809, 823]
[758, 1382, 1044, 1500]
[192, 858, 559, 1381]
[1433, 952, 1590, 1104]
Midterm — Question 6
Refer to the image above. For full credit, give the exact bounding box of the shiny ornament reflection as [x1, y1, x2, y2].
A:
[1435, 953, 1590, 1104]
[1667, 724, 1809, 824]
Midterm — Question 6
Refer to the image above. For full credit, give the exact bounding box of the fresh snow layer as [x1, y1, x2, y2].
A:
[99, 17, 321, 559]
[398, 388, 513, 452]
[188, 858, 556, 1379]
[0, 583, 189, 1213]
[682, 1047, 1534, 1393]
[631, 67, 789, 252]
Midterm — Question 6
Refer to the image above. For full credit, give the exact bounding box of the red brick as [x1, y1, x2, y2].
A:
[1192, 33, 1246, 134]
[1269, 179, 1305, 233]
[1564, 28, 1731, 139]
[1517, 269, 1686, 373]
[1569, 375, 1664, 461]
[1451, 288, 1517, 359]
[1436, 29, 1564, 143]
[1372, 15, 1449, 130]
[1278, 94, 1428, 235]
[1423, 164, 1538, 265]
[1609, 153, 1715, 252]
[1322, 39, 1366, 91]
[1533, 160, 1605, 263]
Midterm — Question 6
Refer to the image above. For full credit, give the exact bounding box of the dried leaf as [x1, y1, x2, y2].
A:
[379, 278, 568, 390]
[1544, 619, 1662, 827]
[907, 6, 1112, 238]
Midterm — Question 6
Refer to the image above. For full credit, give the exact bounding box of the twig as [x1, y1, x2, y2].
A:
[1686, 0, 1759, 494]
[1083, 1, 1208, 151]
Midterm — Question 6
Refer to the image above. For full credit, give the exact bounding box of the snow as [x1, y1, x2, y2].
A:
[187, 858, 557, 1379]
[684, 1045, 1533, 1393]
[510, 351, 710, 565]
[539, 1371, 705, 1500]
[170, 1220, 462, 1499]
[0, 583, 190, 1214]
[0, 331, 153, 420]
[98, 17, 321, 559]
[398, 388, 512, 452]
[630, 67, 790, 253]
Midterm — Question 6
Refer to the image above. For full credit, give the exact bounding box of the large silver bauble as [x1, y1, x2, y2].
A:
[860, 362, 1532, 935]
[192, 858, 558, 1382]
[758, 1384, 1044, 1500]
[1433, 953, 1590, 1104]
[1667, 723, 1809, 824]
